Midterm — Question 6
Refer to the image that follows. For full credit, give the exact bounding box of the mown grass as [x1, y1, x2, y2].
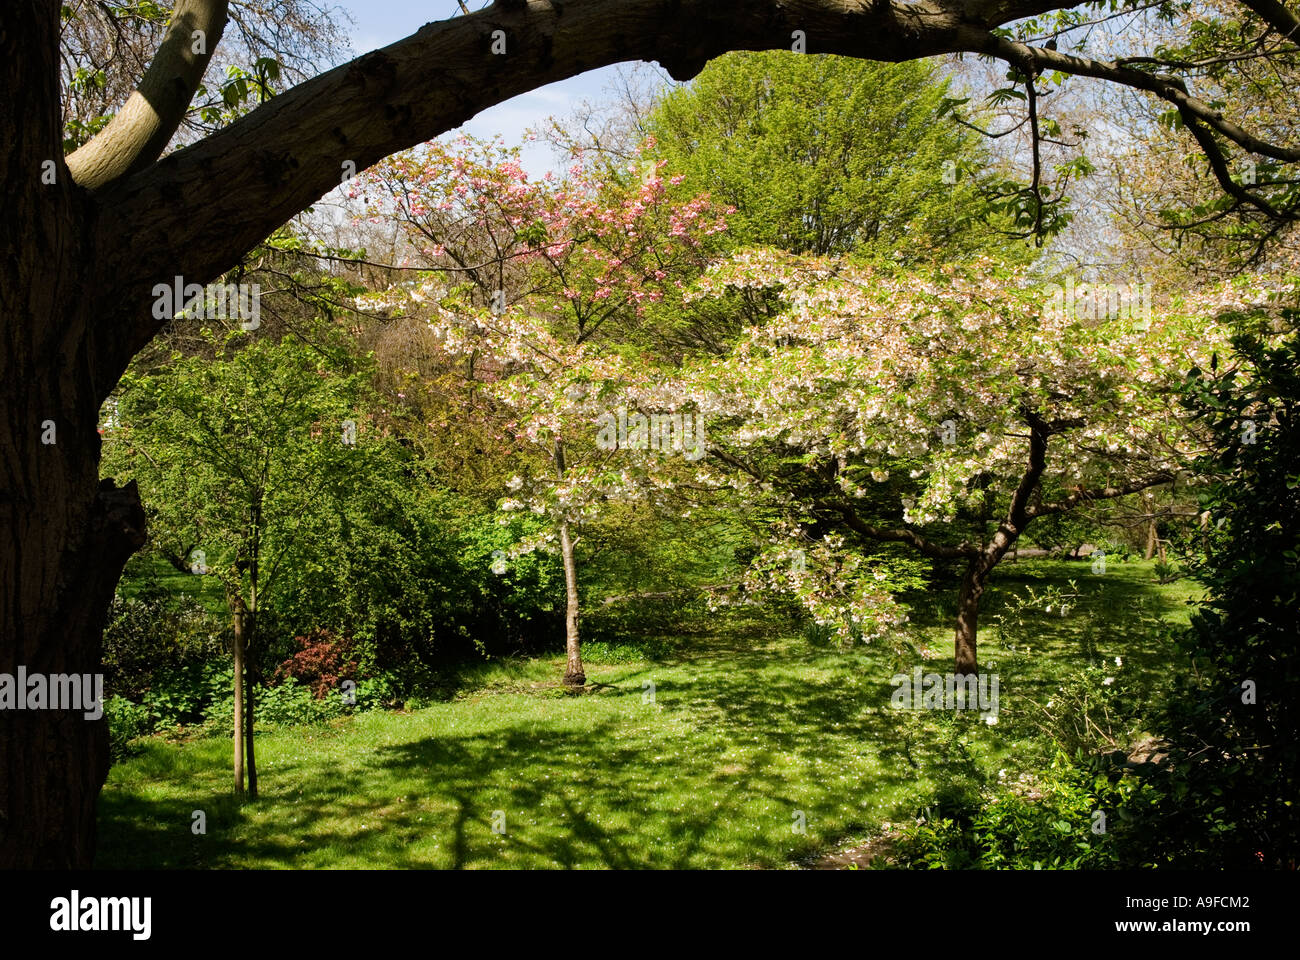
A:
[116, 551, 230, 616]
[96, 558, 1203, 869]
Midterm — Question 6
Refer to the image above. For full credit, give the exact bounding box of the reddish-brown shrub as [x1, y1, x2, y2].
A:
[272, 629, 358, 699]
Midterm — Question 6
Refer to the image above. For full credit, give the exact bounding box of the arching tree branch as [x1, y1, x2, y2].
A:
[815, 498, 981, 559]
[66, 0, 230, 190]
[1028, 473, 1177, 519]
[981, 32, 1300, 164]
[90, 0, 1072, 378]
[1236, 0, 1300, 40]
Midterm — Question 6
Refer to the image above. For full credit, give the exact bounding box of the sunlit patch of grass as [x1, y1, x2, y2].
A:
[97, 559, 1201, 868]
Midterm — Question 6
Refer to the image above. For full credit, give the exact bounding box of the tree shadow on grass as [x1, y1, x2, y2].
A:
[98, 643, 925, 869]
[97, 567, 1196, 870]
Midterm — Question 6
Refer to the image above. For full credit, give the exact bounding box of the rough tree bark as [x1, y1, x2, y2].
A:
[2, 0, 1294, 867]
[953, 561, 986, 677]
[0, 0, 150, 869]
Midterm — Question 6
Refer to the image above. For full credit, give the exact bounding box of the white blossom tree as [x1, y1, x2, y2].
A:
[671, 250, 1280, 675]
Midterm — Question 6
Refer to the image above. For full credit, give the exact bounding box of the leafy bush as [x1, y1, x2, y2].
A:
[801, 621, 836, 649]
[267, 475, 566, 677]
[890, 752, 1164, 869]
[353, 673, 406, 711]
[1145, 322, 1300, 868]
[101, 574, 225, 700]
[108, 661, 237, 747]
[104, 695, 153, 760]
[1151, 559, 1181, 584]
[140, 661, 218, 729]
[255, 678, 346, 726]
[1028, 663, 1139, 757]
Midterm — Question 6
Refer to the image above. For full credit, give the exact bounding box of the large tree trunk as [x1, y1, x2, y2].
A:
[0, 453, 144, 867]
[0, 251, 147, 865]
[0, 1, 147, 868]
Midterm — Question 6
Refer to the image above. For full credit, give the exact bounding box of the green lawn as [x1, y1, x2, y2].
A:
[96, 558, 1203, 869]
[117, 551, 230, 616]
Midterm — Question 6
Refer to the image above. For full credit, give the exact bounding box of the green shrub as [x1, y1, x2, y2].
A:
[255, 678, 346, 727]
[1028, 663, 1140, 757]
[801, 621, 836, 649]
[1146, 324, 1300, 868]
[890, 752, 1163, 869]
[1151, 559, 1181, 584]
[105, 695, 153, 760]
[140, 661, 217, 729]
[102, 575, 225, 700]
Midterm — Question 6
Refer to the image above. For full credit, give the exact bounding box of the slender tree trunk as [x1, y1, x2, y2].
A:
[1144, 520, 1158, 561]
[559, 520, 585, 688]
[244, 672, 257, 797]
[553, 441, 584, 688]
[954, 560, 985, 677]
[231, 601, 245, 796]
[245, 520, 259, 797]
[244, 625, 257, 800]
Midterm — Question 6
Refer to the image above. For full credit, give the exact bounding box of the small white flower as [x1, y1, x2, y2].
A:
[1102, 677, 1115, 686]
[984, 714, 998, 725]
[506, 475, 524, 491]
[1115, 656, 1123, 667]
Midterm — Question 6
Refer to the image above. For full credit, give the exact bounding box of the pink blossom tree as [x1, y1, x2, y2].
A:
[355, 134, 728, 686]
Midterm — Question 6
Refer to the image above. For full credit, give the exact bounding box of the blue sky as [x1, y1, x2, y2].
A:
[334, 1, 629, 172]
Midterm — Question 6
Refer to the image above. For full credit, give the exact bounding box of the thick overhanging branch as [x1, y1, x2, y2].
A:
[66, 0, 231, 190]
[1236, 0, 1300, 40]
[90, 0, 1043, 374]
[82, 0, 1300, 382]
[1182, 111, 1289, 221]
